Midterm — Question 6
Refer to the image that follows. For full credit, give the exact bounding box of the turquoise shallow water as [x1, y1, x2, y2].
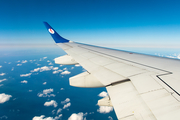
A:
[0, 47, 117, 120]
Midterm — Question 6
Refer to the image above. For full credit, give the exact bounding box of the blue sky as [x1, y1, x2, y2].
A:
[1, 0, 180, 48]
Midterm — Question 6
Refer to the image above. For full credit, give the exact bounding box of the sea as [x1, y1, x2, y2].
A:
[0, 46, 180, 120]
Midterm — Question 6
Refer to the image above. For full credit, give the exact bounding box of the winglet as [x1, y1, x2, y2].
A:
[43, 22, 69, 43]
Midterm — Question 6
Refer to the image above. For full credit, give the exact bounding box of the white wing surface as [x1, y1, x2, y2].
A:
[44, 22, 180, 120]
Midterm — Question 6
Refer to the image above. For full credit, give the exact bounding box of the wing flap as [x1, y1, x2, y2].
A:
[106, 81, 156, 120]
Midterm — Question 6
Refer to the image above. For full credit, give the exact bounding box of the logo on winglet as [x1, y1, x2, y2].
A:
[48, 28, 55, 34]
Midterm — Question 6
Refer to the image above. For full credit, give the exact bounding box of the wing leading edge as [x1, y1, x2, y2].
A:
[44, 22, 180, 120]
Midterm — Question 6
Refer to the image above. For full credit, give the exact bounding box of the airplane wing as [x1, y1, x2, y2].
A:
[44, 22, 180, 120]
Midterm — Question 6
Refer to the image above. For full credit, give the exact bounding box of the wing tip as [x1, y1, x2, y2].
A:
[43, 21, 70, 43]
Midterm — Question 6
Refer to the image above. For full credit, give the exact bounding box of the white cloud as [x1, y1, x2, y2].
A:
[0, 73, 5, 76]
[0, 115, 8, 119]
[61, 98, 70, 104]
[68, 112, 84, 120]
[63, 68, 67, 70]
[0, 93, 12, 103]
[33, 114, 62, 120]
[177, 55, 180, 59]
[52, 109, 56, 114]
[31, 68, 40, 72]
[8, 62, 11, 64]
[22, 60, 27, 63]
[37, 88, 55, 97]
[97, 106, 113, 113]
[54, 114, 62, 120]
[17, 64, 22, 66]
[98, 91, 108, 97]
[47, 60, 50, 62]
[57, 108, 62, 115]
[43, 82, 47, 85]
[61, 70, 71, 75]
[63, 102, 71, 109]
[29, 90, 32, 92]
[53, 67, 58, 70]
[0, 66, 2, 68]
[75, 64, 81, 67]
[43, 57, 47, 59]
[60, 88, 64, 90]
[11, 67, 14, 71]
[31, 66, 53, 73]
[17, 60, 20, 62]
[32, 115, 54, 120]
[60, 65, 63, 67]
[20, 73, 32, 77]
[43, 88, 53, 94]
[0, 84, 3, 87]
[48, 63, 53, 65]
[0, 79, 7, 83]
[71, 67, 74, 69]
[21, 80, 28, 84]
[53, 71, 59, 74]
[44, 100, 58, 107]
[108, 116, 113, 120]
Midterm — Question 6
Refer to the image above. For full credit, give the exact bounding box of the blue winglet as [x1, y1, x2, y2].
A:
[43, 22, 69, 43]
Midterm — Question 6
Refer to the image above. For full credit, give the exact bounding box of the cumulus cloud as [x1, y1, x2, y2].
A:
[52, 69, 62, 74]
[57, 108, 62, 115]
[68, 112, 85, 120]
[0, 93, 12, 103]
[20, 73, 32, 77]
[60, 88, 64, 90]
[43, 82, 47, 85]
[61, 98, 70, 104]
[8, 62, 11, 64]
[37, 88, 55, 97]
[29, 90, 32, 92]
[0, 73, 5, 76]
[53, 71, 59, 74]
[54, 114, 62, 120]
[32, 115, 54, 120]
[0, 116, 8, 119]
[98, 91, 108, 97]
[43, 88, 53, 94]
[0, 79, 7, 83]
[31, 66, 53, 73]
[52, 67, 58, 70]
[33, 114, 62, 120]
[0, 66, 2, 68]
[17, 64, 22, 66]
[61, 70, 71, 75]
[11, 67, 14, 71]
[43, 57, 47, 59]
[44, 100, 58, 107]
[63, 102, 71, 109]
[47, 60, 50, 62]
[75, 64, 81, 67]
[21, 80, 28, 84]
[22, 60, 27, 63]
[108, 116, 113, 120]
[48, 63, 53, 65]
[97, 106, 113, 113]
